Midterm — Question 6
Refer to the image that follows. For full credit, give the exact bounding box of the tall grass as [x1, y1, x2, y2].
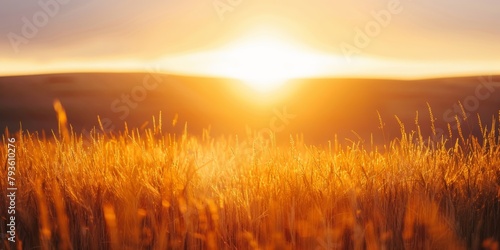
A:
[1, 106, 499, 249]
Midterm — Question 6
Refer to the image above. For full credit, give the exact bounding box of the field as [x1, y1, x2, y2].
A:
[3, 0, 500, 248]
[1, 105, 500, 249]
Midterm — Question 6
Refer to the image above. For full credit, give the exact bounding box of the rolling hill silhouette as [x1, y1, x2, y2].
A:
[1, 73, 499, 145]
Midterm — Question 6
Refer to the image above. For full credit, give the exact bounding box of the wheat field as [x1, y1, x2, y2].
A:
[1, 107, 500, 250]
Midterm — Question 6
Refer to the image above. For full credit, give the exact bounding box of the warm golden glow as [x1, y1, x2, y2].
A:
[208, 31, 333, 92]
[5, 28, 498, 81]
[157, 28, 338, 92]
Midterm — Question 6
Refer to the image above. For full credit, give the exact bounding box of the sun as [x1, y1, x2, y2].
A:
[206, 31, 332, 92]
[157, 28, 337, 93]
[214, 37, 298, 92]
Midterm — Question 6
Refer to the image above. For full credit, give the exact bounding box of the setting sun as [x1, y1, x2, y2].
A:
[207, 30, 336, 92]
[2, 1, 500, 249]
[214, 37, 296, 92]
[158, 28, 337, 92]
[212, 37, 311, 92]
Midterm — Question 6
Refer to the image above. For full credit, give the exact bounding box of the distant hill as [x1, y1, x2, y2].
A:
[1, 73, 499, 145]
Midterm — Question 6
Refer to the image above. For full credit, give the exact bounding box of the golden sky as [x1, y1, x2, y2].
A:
[1, 0, 500, 79]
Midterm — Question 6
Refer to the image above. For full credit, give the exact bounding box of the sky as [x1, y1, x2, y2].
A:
[1, 0, 499, 78]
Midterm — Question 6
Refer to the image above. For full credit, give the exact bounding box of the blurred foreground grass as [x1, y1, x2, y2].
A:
[1, 107, 500, 250]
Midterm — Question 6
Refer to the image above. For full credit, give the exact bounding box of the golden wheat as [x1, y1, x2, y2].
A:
[1, 108, 499, 249]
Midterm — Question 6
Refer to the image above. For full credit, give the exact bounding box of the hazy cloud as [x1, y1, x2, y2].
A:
[0, 0, 499, 75]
